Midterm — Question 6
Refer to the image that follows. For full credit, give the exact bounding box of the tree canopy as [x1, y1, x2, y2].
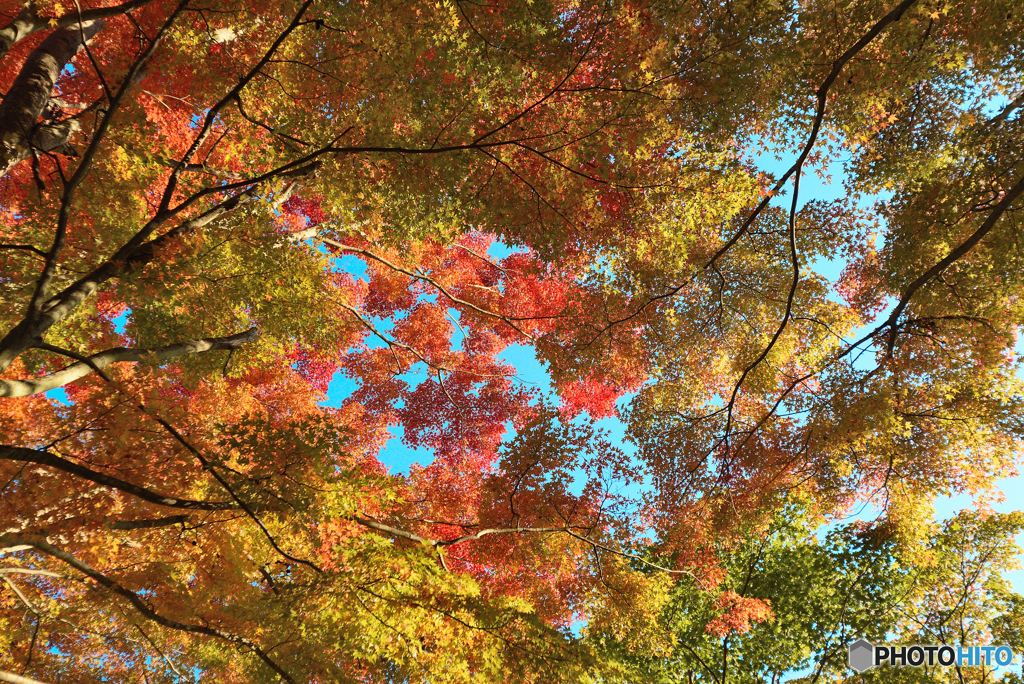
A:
[596, 506, 1024, 683]
[1, 0, 1023, 682]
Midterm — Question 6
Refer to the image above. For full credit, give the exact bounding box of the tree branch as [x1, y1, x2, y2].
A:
[0, 445, 237, 510]
[0, 243, 46, 258]
[881, 170, 1024, 355]
[0, 535, 297, 684]
[590, 0, 920, 338]
[108, 515, 189, 530]
[0, 160, 318, 376]
[350, 515, 694, 577]
[0, 1, 189, 375]
[727, 170, 1024, 459]
[154, 0, 314, 217]
[325, 241, 538, 339]
[0, 0, 155, 63]
[25, 0, 189, 325]
[0, 668, 52, 684]
[0, 327, 258, 397]
[0, 568, 70, 579]
[153, 155, 246, 179]
[9, 342, 325, 576]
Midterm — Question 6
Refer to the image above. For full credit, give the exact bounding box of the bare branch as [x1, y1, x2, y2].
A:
[0, 574, 42, 615]
[720, 149, 804, 448]
[338, 301, 508, 380]
[990, 90, 1024, 127]
[727, 172, 1024, 460]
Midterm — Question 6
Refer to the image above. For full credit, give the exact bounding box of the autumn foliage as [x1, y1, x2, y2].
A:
[1, 0, 1023, 682]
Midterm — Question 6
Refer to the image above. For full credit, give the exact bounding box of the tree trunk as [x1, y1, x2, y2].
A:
[0, 18, 104, 177]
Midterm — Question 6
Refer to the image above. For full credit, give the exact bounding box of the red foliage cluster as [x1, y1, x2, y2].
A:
[705, 591, 774, 638]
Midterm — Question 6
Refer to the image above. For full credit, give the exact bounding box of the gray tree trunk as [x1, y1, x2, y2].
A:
[0, 18, 104, 177]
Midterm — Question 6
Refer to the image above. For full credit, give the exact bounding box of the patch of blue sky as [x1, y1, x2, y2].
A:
[323, 371, 359, 407]
[375, 424, 436, 475]
[333, 252, 367, 280]
[496, 343, 553, 395]
[44, 387, 69, 404]
[485, 238, 526, 261]
[112, 309, 129, 336]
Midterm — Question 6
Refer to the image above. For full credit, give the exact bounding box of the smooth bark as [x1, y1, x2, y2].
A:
[0, 327, 259, 397]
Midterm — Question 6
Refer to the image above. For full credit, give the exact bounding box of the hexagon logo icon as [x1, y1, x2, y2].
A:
[849, 639, 876, 672]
